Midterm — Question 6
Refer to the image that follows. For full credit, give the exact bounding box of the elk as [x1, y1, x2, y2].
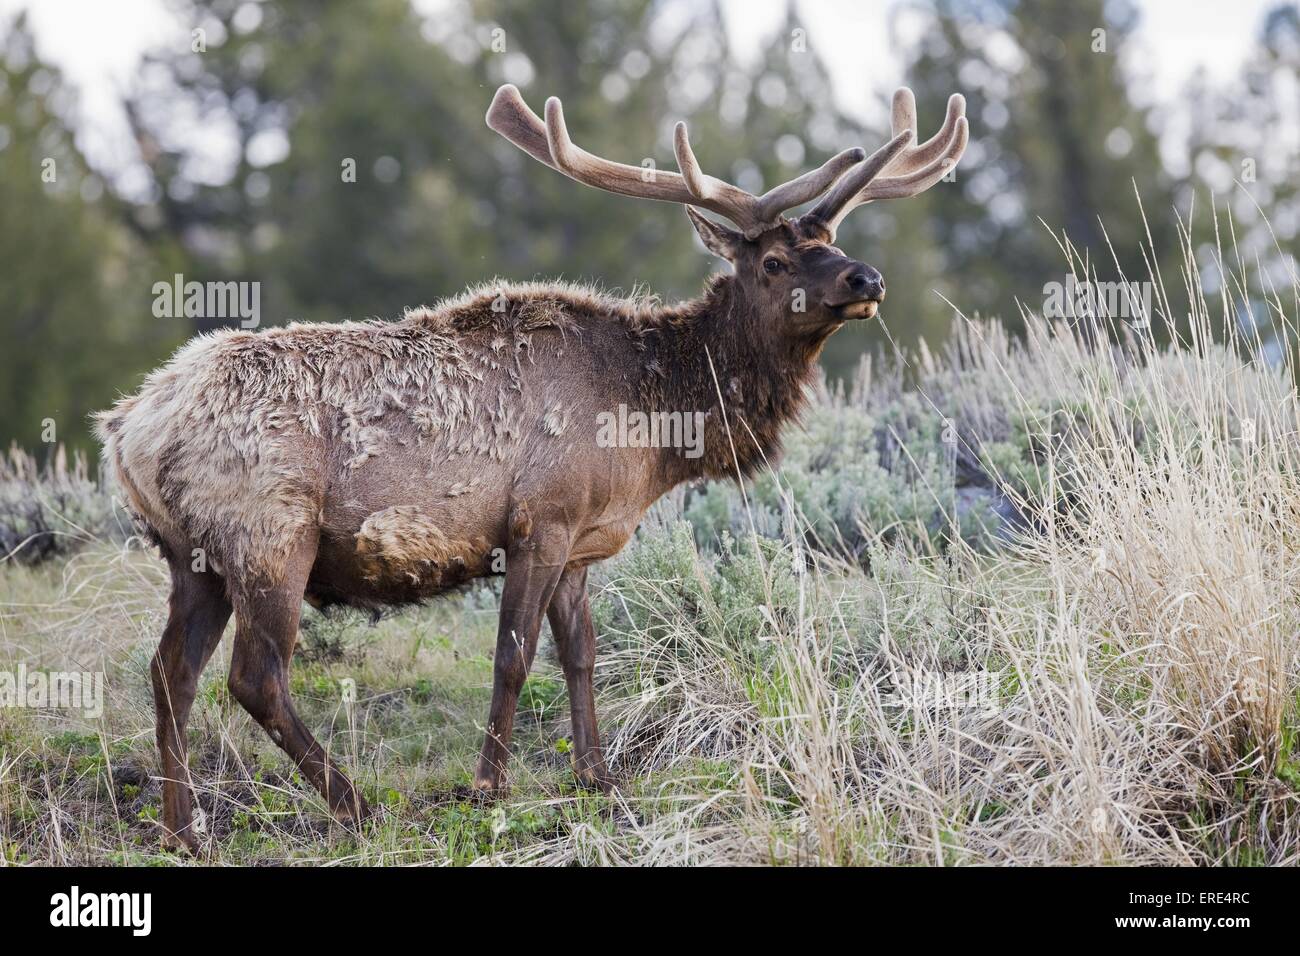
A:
[96, 83, 967, 851]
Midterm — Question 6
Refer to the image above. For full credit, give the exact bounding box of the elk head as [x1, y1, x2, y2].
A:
[486, 84, 968, 338]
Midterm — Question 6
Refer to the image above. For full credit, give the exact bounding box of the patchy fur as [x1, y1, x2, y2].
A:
[355, 505, 486, 584]
[95, 273, 823, 590]
[97, 282, 583, 581]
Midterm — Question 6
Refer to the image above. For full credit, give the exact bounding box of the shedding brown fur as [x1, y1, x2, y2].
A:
[95, 80, 967, 851]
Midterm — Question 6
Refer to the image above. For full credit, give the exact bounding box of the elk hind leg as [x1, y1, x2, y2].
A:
[151, 556, 232, 851]
[226, 533, 369, 824]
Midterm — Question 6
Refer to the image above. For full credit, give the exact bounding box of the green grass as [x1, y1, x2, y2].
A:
[0, 551, 778, 865]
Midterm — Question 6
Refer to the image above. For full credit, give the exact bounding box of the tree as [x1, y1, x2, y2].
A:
[896, 0, 1178, 343]
[0, 15, 179, 452]
[122, 0, 925, 379]
[1184, 3, 1299, 355]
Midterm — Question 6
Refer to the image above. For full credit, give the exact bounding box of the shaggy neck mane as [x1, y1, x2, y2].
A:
[647, 274, 828, 487]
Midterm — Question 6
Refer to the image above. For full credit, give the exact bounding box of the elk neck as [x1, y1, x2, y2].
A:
[641, 273, 831, 491]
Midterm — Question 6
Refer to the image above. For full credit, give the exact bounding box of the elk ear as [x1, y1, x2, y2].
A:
[685, 206, 743, 262]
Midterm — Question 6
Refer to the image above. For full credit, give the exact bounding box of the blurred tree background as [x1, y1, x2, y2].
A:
[1, 0, 1297, 454]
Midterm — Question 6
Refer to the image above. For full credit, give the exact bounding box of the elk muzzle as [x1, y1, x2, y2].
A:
[827, 263, 885, 319]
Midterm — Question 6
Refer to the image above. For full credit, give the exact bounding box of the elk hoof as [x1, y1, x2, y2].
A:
[161, 827, 203, 857]
[575, 767, 620, 795]
[470, 776, 507, 800]
[329, 787, 371, 826]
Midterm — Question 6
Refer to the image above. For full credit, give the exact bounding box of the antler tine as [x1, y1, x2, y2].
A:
[486, 83, 561, 168]
[672, 121, 715, 201]
[755, 146, 866, 223]
[801, 86, 968, 237]
[675, 121, 864, 237]
[892, 87, 918, 142]
[542, 96, 690, 204]
[882, 89, 967, 177]
[802, 128, 914, 230]
[858, 115, 968, 203]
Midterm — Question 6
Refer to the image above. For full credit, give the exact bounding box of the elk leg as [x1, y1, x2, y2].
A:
[226, 533, 369, 824]
[152, 559, 232, 851]
[546, 566, 616, 793]
[473, 520, 568, 792]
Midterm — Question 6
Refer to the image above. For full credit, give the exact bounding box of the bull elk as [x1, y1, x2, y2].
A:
[96, 83, 967, 851]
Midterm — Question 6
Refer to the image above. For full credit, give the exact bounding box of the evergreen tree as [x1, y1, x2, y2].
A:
[898, 0, 1178, 342]
[0, 15, 177, 452]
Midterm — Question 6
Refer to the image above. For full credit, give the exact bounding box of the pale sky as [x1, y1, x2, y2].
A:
[0, 0, 1288, 188]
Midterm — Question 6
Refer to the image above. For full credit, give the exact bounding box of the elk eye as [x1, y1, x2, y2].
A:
[763, 257, 784, 275]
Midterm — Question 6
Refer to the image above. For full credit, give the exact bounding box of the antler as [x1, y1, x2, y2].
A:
[803, 87, 969, 237]
[487, 84, 866, 239]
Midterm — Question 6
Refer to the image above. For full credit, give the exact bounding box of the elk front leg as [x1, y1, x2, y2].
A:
[473, 513, 568, 792]
[546, 566, 616, 793]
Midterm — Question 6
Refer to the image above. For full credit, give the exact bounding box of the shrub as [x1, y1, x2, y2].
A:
[0, 444, 125, 564]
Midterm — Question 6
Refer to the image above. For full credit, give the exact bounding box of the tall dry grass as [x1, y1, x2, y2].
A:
[502, 202, 1300, 865]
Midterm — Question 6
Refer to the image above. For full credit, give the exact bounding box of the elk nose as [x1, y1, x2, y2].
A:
[842, 266, 885, 301]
